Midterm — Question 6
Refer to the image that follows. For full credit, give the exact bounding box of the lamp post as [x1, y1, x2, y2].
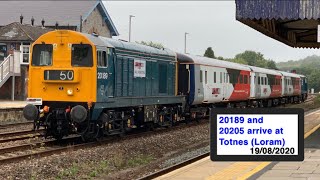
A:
[184, 32, 189, 53]
[129, 15, 135, 42]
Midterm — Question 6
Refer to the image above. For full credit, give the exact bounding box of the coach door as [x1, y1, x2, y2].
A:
[97, 47, 115, 101]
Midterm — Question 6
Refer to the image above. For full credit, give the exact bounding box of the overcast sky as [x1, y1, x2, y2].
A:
[103, 1, 320, 62]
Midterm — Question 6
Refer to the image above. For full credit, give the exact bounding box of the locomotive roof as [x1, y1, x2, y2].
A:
[83, 33, 176, 58]
[105, 38, 176, 58]
[245, 65, 282, 76]
[176, 53, 251, 71]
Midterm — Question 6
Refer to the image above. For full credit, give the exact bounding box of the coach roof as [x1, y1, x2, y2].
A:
[245, 65, 282, 76]
[279, 71, 302, 78]
[178, 53, 251, 71]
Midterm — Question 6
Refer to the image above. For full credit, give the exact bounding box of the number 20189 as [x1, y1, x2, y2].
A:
[219, 116, 244, 123]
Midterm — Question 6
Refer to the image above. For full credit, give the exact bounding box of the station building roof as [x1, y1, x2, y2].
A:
[236, 0, 320, 48]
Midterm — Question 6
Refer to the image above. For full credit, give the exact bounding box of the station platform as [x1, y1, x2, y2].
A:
[155, 109, 320, 180]
[0, 101, 26, 109]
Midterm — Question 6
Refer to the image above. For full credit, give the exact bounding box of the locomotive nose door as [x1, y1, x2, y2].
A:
[97, 47, 115, 101]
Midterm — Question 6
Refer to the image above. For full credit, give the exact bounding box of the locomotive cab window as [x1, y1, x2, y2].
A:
[97, 51, 107, 67]
[32, 44, 53, 66]
[72, 44, 93, 67]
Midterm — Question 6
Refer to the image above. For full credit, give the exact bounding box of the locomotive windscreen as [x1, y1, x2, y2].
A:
[31, 44, 53, 66]
[71, 44, 93, 67]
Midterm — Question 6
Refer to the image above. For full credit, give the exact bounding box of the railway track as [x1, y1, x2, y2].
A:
[0, 96, 316, 165]
[138, 152, 210, 180]
[0, 120, 208, 164]
[0, 129, 45, 143]
[0, 122, 33, 129]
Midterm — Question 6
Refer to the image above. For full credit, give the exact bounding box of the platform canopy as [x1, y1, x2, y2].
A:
[236, 0, 320, 48]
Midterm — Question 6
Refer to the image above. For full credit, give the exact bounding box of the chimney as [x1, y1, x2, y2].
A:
[80, 15, 83, 32]
[31, 17, 34, 26]
[20, 14, 23, 24]
[41, 18, 45, 27]
[55, 21, 59, 29]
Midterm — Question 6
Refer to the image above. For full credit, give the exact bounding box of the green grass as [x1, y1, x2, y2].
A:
[127, 155, 153, 167]
[56, 163, 79, 179]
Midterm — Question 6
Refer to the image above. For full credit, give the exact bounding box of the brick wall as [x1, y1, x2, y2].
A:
[0, 66, 28, 100]
[82, 7, 112, 38]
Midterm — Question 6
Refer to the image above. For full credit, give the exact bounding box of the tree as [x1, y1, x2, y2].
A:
[204, 47, 215, 58]
[266, 60, 277, 70]
[217, 56, 224, 60]
[136, 41, 164, 49]
[232, 58, 248, 65]
[235, 50, 264, 66]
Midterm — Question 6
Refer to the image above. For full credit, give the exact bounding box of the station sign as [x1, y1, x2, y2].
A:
[210, 108, 304, 161]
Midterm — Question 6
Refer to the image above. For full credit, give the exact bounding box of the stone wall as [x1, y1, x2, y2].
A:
[82, 7, 112, 38]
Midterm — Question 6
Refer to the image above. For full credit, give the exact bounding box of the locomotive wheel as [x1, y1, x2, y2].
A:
[81, 124, 100, 142]
[53, 134, 63, 141]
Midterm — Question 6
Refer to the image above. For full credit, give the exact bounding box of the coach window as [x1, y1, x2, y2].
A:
[224, 73, 228, 83]
[205, 71, 208, 84]
[72, 44, 93, 67]
[244, 75, 248, 84]
[239, 75, 243, 84]
[200, 70, 203, 83]
[220, 72, 222, 83]
[97, 51, 107, 67]
[265, 77, 268, 85]
[32, 44, 53, 66]
[214, 72, 216, 83]
[226, 73, 229, 83]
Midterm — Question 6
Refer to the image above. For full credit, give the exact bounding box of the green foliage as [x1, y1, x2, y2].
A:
[204, 47, 215, 58]
[276, 55, 320, 92]
[127, 155, 153, 167]
[56, 164, 79, 179]
[136, 41, 164, 49]
[232, 58, 248, 65]
[233, 50, 276, 69]
[217, 56, 224, 60]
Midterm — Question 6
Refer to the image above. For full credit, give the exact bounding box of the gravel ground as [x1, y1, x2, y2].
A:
[159, 145, 210, 168]
[0, 98, 316, 180]
[0, 136, 46, 149]
[0, 122, 209, 180]
[0, 124, 33, 134]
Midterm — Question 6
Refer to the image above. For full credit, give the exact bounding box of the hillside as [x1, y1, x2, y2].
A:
[277, 55, 320, 71]
[276, 55, 320, 92]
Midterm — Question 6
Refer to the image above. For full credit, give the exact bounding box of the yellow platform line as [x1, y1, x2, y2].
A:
[207, 111, 320, 180]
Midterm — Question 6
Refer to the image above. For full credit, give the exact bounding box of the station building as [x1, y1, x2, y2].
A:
[0, 0, 119, 100]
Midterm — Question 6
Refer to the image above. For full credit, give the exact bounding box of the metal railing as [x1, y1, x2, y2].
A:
[0, 54, 13, 86]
